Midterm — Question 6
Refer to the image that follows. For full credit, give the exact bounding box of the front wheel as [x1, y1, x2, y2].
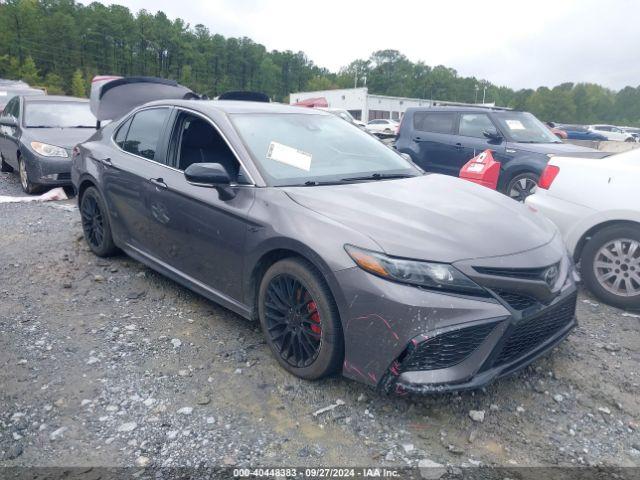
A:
[581, 225, 640, 310]
[18, 157, 42, 194]
[80, 186, 118, 257]
[258, 258, 344, 380]
[506, 172, 539, 202]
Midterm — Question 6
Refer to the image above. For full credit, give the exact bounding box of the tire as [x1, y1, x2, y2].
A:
[80, 186, 118, 257]
[580, 224, 640, 310]
[0, 154, 13, 173]
[18, 156, 42, 194]
[625, 137, 635, 143]
[258, 258, 344, 380]
[505, 172, 539, 202]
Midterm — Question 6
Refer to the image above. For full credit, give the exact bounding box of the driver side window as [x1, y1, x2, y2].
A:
[169, 111, 249, 184]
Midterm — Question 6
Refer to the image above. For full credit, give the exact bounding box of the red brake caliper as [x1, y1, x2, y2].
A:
[306, 300, 322, 334]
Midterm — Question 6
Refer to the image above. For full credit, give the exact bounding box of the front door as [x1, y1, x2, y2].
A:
[455, 113, 506, 169]
[142, 109, 255, 302]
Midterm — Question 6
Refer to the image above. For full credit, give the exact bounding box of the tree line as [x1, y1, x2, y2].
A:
[1, 0, 639, 126]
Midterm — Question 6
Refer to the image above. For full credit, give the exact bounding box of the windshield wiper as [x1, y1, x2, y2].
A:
[340, 173, 416, 182]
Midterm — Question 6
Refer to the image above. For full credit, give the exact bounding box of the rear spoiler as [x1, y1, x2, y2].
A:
[90, 76, 198, 125]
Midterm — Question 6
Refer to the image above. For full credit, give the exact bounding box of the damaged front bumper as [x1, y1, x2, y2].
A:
[335, 239, 578, 394]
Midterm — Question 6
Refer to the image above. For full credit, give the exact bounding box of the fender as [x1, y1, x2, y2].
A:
[498, 153, 548, 192]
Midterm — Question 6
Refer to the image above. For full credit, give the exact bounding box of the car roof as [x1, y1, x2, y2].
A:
[23, 95, 89, 103]
[143, 99, 330, 116]
[405, 106, 519, 114]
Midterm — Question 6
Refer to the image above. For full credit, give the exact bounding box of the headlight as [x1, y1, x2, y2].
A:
[345, 245, 486, 295]
[30, 141, 68, 157]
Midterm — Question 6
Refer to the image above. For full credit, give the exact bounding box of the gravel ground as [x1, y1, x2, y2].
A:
[1, 170, 639, 472]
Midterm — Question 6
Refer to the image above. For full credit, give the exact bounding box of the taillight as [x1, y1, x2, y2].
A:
[539, 164, 560, 189]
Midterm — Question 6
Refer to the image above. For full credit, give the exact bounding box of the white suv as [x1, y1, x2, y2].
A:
[588, 124, 636, 142]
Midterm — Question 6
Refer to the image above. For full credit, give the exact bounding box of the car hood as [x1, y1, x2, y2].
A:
[23, 128, 96, 150]
[510, 141, 596, 155]
[284, 175, 556, 263]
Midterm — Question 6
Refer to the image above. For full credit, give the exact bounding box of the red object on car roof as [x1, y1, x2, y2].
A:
[459, 149, 501, 190]
[293, 97, 328, 108]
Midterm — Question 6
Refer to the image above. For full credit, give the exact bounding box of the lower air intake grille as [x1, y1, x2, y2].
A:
[493, 289, 538, 310]
[494, 293, 577, 366]
[400, 322, 497, 372]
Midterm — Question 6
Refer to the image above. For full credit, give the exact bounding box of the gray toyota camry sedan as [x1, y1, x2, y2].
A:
[72, 97, 577, 394]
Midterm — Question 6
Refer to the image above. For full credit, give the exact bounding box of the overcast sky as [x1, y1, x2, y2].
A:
[92, 0, 640, 91]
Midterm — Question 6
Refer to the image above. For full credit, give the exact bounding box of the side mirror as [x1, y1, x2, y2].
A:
[483, 130, 503, 142]
[184, 163, 236, 200]
[0, 116, 18, 128]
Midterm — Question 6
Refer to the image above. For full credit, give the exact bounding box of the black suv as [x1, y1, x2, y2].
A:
[395, 107, 597, 201]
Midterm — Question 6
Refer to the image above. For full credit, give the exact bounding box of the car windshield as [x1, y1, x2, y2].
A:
[492, 111, 561, 144]
[24, 101, 95, 128]
[231, 113, 420, 186]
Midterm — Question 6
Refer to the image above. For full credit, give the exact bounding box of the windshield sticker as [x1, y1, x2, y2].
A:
[267, 141, 312, 171]
[505, 119, 525, 130]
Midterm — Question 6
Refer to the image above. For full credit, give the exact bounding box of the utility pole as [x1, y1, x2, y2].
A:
[482, 84, 487, 104]
[474, 84, 479, 104]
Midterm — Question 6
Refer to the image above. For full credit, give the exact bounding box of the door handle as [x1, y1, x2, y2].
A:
[149, 177, 168, 189]
[412, 136, 423, 141]
[90, 155, 112, 166]
[455, 143, 463, 150]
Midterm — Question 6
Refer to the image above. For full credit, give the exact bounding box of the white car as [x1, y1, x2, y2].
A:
[365, 119, 399, 136]
[526, 149, 640, 309]
[316, 107, 366, 128]
[588, 124, 636, 142]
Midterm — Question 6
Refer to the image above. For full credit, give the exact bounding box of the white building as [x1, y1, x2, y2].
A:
[289, 87, 433, 123]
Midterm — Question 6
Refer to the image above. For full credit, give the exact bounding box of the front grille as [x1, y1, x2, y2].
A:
[494, 293, 577, 366]
[493, 289, 538, 310]
[400, 322, 497, 372]
[474, 263, 558, 281]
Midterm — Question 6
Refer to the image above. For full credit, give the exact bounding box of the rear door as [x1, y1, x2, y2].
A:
[0, 97, 21, 168]
[101, 106, 173, 254]
[410, 111, 459, 175]
[456, 113, 506, 170]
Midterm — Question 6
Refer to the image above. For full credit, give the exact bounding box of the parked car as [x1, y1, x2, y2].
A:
[621, 127, 640, 142]
[588, 124, 636, 142]
[0, 95, 96, 193]
[0, 79, 45, 110]
[556, 125, 607, 141]
[317, 107, 366, 128]
[395, 107, 597, 201]
[545, 122, 568, 139]
[365, 118, 398, 136]
[526, 149, 640, 309]
[72, 78, 577, 394]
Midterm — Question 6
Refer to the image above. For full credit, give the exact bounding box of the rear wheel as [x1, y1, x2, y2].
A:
[581, 225, 640, 310]
[80, 186, 118, 257]
[258, 258, 344, 380]
[18, 157, 42, 194]
[506, 172, 538, 202]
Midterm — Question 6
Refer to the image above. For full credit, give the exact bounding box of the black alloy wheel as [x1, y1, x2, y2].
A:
[264, 274, 323, 368]
[258, 258, 343, 380]
[80, 187, 118, 257]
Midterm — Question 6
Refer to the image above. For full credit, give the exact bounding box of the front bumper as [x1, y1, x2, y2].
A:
[335, 239, 578, 394]
[24, 149, 72, 186]
[391, 290, 577, 394]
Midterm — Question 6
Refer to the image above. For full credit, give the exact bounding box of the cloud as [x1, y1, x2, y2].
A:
[86, 0, 640, 90]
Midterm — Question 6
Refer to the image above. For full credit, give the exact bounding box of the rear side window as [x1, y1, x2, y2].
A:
[114, 118, 132, 148]
[120, 108, 170, 161]
[413, 112, 456, 134]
